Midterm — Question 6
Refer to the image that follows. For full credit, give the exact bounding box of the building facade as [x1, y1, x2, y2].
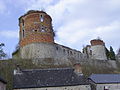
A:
[14, 85, 91, 90]
[89, 74, 120, 90]
[13, 65, 91, 90]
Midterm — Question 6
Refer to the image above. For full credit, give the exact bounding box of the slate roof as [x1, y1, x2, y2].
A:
[13, 68, 89, 89]
[89, 74, 120, 84]
[0, 76, 7, 84]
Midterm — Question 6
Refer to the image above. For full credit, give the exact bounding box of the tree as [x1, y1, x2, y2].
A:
[109, 46, 116, 60]
[0, 43, 6, 59]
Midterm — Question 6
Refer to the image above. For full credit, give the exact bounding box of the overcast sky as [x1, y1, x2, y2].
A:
[0, 0, 120, 57]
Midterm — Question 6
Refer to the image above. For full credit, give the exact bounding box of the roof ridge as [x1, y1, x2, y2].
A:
[22, 68, 73, 72]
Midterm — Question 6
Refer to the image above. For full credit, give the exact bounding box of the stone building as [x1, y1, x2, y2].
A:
[83, 38, 107, 60]
[13, 64, 91, 90]
[12, 10, 84, 65]
[89, 74, 120, 90]
[0, 76, 7, 90]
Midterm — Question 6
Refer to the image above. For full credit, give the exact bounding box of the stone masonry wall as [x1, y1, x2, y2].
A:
[91, 45, 107, 60]
[20, 43, 84, 64]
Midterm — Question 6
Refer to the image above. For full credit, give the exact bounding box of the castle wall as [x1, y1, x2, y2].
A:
[20, 43, 56, 59]
[91, 45, 107, 60]
[20, 43, 83, 64]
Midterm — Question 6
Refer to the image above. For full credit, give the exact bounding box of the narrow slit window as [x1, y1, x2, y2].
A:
[22, 19, 24, 26]
[22, 30, 25, 38]
[40, 15, 44, 22]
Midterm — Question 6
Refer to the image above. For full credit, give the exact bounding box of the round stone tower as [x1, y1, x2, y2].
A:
[19, 10, 56, 59]
[19, 10, 54, 47]
[90, 39, 107, 60]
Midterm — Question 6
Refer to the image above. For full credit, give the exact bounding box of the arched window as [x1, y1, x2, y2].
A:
[40, 15, 44, 22]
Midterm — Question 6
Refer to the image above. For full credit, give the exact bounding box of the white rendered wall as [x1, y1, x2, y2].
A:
[96, 83, 120, 90]
[91, 45, 107, 60]
[14, 85, 91, 90]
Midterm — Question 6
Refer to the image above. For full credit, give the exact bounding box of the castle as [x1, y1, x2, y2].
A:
[1, 10, 118, 90]
[12, 10, 107, 65]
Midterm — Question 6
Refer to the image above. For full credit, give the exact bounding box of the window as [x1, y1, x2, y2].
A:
[56, 47, 58, 50]
[22, 29, 25, 38]
[41, 26, 46, 32]
[70, 51, 73, 55]
[22, 19, 24, 26]
[33, 29, 37, 32]
[68, 50, 69, 55]
[63, 49, 65, 53]
[41, 28, 45, 32]
[104, 86, 109, 90]
[40, 15, 44, 22]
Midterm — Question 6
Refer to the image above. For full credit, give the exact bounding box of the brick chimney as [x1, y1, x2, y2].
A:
[74, 63, 83, 76]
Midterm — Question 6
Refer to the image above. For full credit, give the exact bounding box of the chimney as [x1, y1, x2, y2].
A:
[74, 63, 83, 76]
[14, 64, 22, 75]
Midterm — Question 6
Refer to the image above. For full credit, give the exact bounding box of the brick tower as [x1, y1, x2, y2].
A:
[19, 10, 54, 47]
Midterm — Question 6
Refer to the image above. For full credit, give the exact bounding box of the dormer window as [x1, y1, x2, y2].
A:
[40, 15, 44, 22]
